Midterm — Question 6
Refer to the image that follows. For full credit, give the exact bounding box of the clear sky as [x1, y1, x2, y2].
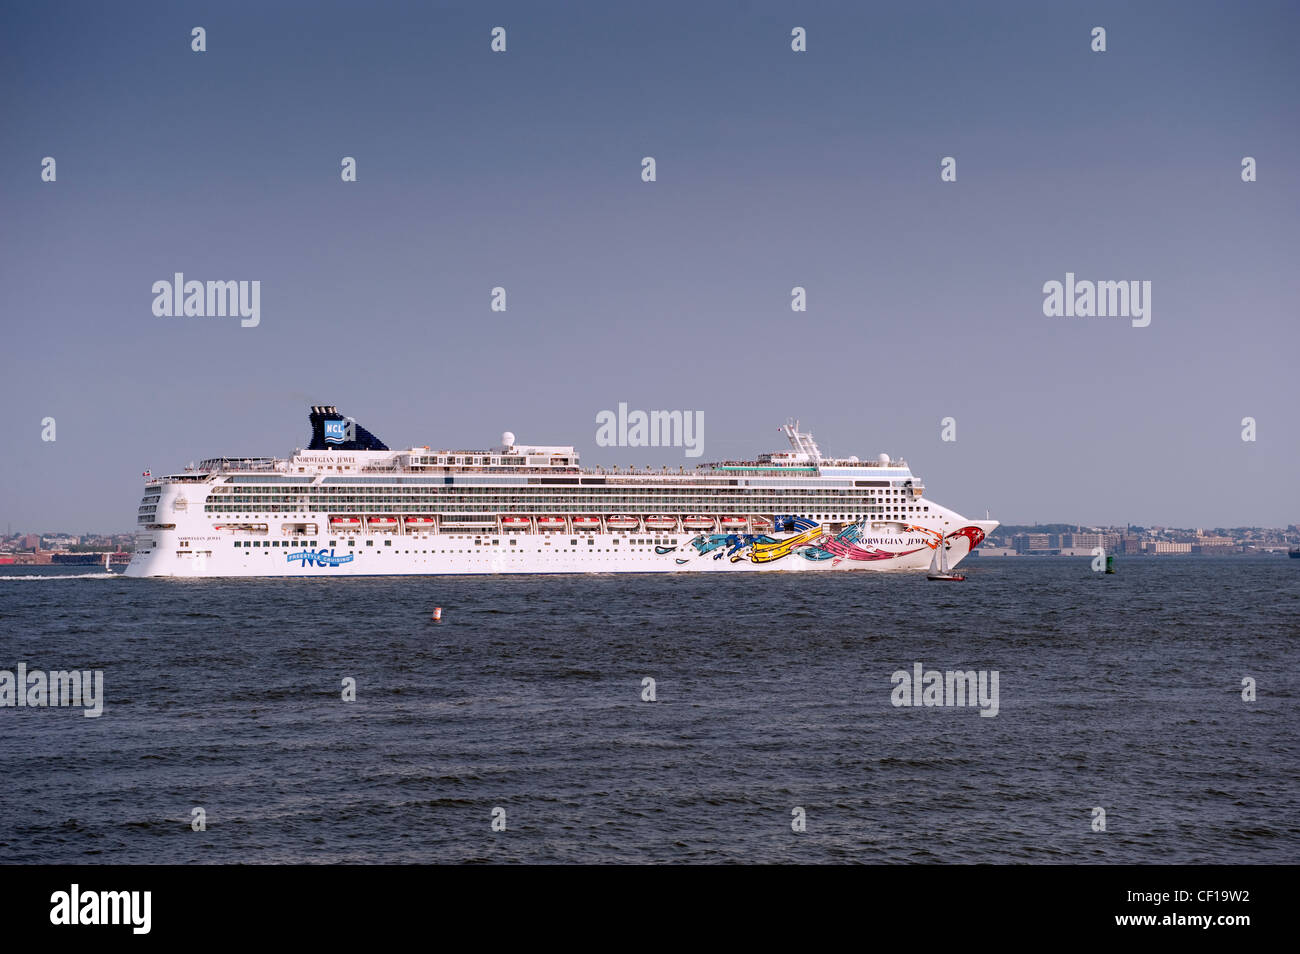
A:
[2, 0, 1297, 533]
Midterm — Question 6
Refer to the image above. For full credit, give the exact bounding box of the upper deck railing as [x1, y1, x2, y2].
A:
[197, 457, 283, 473]
[698, 457, 907, 470]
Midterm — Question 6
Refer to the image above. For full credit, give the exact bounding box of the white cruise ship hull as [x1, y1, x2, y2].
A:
[124, 408, 997, 578]
[125, 519, 998, 578]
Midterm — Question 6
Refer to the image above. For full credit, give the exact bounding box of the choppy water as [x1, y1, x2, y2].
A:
[0, 556, 1296, 864]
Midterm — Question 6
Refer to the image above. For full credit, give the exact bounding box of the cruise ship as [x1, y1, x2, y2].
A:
[125, 407, 997, 577]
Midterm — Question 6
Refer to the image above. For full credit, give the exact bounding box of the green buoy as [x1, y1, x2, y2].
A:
[1105, 555, 1115, 574]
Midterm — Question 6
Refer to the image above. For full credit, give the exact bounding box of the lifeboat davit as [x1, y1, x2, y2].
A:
[537, 516, 565, 530]
[501, 516, 531, 528]
[720, 516, 748, 530]
[644, 515, 678, 531]
[683, 515, 716, 530]
[606, 514, 638, 530]
[330, 516, 362, 527]
[405, 517, 435, 528]
[572, 516, 601, 529]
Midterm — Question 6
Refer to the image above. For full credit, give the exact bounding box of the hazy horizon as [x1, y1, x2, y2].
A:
[3, 0, 1297, 532]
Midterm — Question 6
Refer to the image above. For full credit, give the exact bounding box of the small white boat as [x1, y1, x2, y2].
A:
[926, 535, 964, 581]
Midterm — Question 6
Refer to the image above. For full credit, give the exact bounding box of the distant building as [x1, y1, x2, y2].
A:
[1118, 535, 1143, 554]
[1014, 533, 1060, 554]
[1192, 535, 1236, 554]
[1060, 532, 1113, 549]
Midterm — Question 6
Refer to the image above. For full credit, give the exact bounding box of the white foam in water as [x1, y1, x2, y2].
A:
[0, 573, 118, 581]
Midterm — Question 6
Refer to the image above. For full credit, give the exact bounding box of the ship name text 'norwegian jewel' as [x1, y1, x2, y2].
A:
[126, 407, 997, 577]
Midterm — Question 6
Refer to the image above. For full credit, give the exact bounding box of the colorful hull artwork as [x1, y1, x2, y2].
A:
[659, 518, 987, 569]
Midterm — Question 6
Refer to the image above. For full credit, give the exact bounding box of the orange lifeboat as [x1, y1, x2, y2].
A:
[536, 516, 565, 531]
[369, 517, 398, 529]
[606, 515, 638, 531]
[572, 516, 601, 530]
[330, 516, 362, 528]
[683, 515, 716, 530]
[405, 516, 435, 528]
[720, 516, 748, 530]
[644, 515, 678, 531]
[501, 516, 531, 529]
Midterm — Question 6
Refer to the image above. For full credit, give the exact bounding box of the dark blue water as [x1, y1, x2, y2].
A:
[1, 556, 1296, 863]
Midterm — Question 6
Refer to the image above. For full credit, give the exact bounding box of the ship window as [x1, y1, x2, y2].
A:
[348, 540, 355, 546]
[366, 540, 374, 546]
[384, 540, 392, 546]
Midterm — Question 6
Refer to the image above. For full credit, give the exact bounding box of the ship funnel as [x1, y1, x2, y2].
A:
[307, 407, 389, 451]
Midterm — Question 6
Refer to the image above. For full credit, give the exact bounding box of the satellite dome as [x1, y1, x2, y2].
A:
[502, 431, 516, 447]
[848, 455, 859, 462]
[877, 453, 890, 463]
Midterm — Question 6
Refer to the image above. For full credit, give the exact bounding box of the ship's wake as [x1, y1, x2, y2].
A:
[0, 572, 120, 581]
